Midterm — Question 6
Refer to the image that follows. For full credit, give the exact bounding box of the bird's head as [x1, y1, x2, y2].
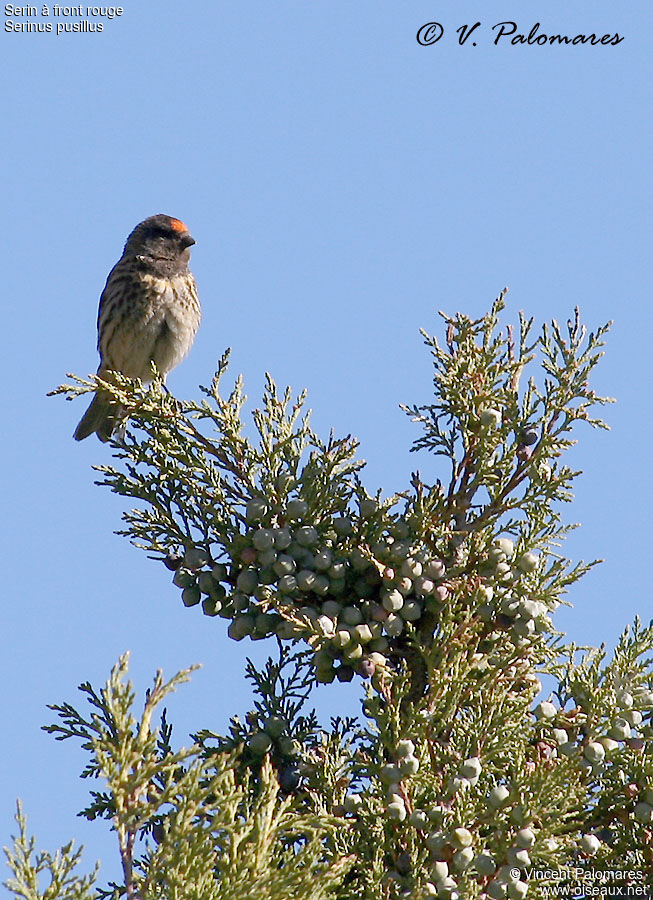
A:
[124, 215, 196, 268]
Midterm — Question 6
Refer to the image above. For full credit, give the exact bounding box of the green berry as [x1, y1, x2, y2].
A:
[431, 860, 448, 881]
[495, 538, 514, 557]
[634, 802, 653, 824]
[448, 776, 471, 795]
[408, 809, 428, 829]
[296, 525, 318, 546]
[584, 742, 605, 764]
[400, 558, 422, 578]
[615, 689, 634, 708]
[252, 529, 275, 551]
[278, 574, 298, 593]
[182, 586, 201, 607]
[623, 709, 643, 726]
[228, 615, 255, 640]
[451, 827, 473, 848]
[317, 614, 336, 636]
[521, 425, 539, 446]
[164, 553, 183, 571]
[507, 848, 530, 867]
[400, 600, 422, 621]
[487, 785, 510, 808]
[434, 585, 449, 602]
[342, 606, 363, 625]
[273, 527, 292, 549]
[395, 576, 413, 595]
[247, 731, 273, 755]
[321, 599, 341, 617]
[314, 548, 332, 570]
[278, 736, 301, 757]
[513, 618, 536, 638]
[263, 715, 287, 738]
[332, 515, 353, 536]
[437, 876, 459, 897]
[415, 577, 435, 595]
[579, 833, 600, 855]
[332, 629, 352, 648]
[461, 757, 482, 780]
[380, 763, 402, 784]
[172, 568, 196, 589]
[384, 614, 404, 637]
[286, 499, 308, 520]
[398, 755, 419, 776]
[198, 571, 218, 594]
[184, 546, 210, 569]
[480, 407, 502, 427]
[257, 567, 276, 585]
[475, 853, 497, 876]
[386, 799, 406, 821]
[452, 846, 474, 871]
[312, 574, 330, 595]
[389, 540, 411, 561]
[425, 558, 446, 579]
[609, 718, 632, 741]
[517, 551, 539, 573]
[296, 569, 316, 591]
[353, 624, 373, 644]
[425, 832, 445, 853]
[359, 498, 378, 518]
[314, 649, 334, 671]
[315, 668, 335, 683]
[515, 828, 535, 849]
[487, 882, 508, 899]
[336, 664, 355, 683]
[245, 498, 268, 523]
[273, 554, 295, 576]
[236, 568, 258, 594]
[201, 596, 220, 616]
[382, 590, 404, 612]
[211, 563, 227, 581]
[396, 739, 415, 758]
[534, 701, 556, 720]
[254, 612, 277, 635]
[328, 560, 348, 579]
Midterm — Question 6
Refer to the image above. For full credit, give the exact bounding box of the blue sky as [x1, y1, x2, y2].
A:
[2, 0, 650, 886]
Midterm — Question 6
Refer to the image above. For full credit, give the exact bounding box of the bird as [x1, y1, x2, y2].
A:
[74, 214, 201, 442]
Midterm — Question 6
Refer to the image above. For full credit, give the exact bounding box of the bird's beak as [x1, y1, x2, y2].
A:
[180, 233, 196, 249]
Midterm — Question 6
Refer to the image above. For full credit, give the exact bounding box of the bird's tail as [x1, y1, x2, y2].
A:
[73, 390, 121, 442]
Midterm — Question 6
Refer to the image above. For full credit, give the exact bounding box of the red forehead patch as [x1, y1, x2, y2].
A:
[169, 218, 188, 233]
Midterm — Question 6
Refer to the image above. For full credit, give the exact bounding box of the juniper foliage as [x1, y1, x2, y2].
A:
[13, 294, 652, 898]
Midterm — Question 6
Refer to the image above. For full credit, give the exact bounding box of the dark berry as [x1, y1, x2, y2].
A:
[278, 765, 301, 793]
[164, 553, 183, 571]
[358, 659, 376, 678]
[336, 665, 355, 683]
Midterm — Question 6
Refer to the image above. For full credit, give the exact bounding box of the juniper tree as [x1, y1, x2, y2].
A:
[7, 292, 652, 899]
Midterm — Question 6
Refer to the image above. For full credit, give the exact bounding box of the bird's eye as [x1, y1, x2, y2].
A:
[146, 227, 167, 240]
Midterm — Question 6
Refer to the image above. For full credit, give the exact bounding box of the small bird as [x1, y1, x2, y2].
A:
[74, 215, 201, 442]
